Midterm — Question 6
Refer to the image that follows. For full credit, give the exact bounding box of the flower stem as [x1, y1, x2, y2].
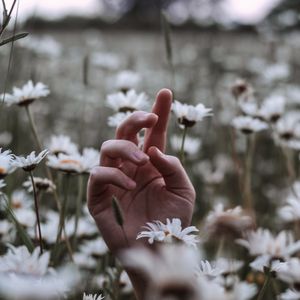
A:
[73, 175, 83, 249]
[29, 171, 43, 254]
[54, 174, 71, 262]
[180, 126, 188, 163]
[25, 105, 43, 152]
[257, 273, 270, 300]
[243, 134, 256, 211]
[25, 105, 73, 260]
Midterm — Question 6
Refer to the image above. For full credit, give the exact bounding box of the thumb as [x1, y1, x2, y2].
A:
[147, 146, 195, 200]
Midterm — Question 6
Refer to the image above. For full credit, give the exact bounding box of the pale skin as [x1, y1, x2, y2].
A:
[87, 89, 196, 299]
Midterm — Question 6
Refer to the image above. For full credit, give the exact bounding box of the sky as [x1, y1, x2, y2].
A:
[4, 0, 282, 24]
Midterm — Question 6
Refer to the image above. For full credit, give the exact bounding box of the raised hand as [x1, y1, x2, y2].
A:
[87, 89, 196, 254]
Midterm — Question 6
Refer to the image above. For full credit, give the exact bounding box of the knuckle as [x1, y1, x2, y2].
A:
[100, 140, 112, 152]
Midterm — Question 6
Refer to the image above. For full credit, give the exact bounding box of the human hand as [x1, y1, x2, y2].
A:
[87, 89, 196, 254]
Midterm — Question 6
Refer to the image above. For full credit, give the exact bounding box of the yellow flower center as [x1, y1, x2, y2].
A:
[60, 159, 81, 165]
[0, 167, 6, 174]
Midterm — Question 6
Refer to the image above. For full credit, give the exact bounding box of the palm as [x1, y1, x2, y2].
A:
[91, 159, 194, 253]
[88, 89, 195, 254]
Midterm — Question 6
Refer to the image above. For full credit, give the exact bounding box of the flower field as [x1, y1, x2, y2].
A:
[1, 6, 300, 300]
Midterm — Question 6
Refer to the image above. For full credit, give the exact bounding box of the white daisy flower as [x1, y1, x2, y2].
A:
[46, 134, 78, 156]
[205, 203, 254, 238]
[73, 253, 97, 270]
[79, 238, 108, 258]
[1, 80, 50, 106]
[278, 188, 300, 223]
[275, 257, 300, 285]
[47, 148, 99, 174]
[232, 116, 268, 134]
[83, 293, 104, 300]
[137, 218, 199, 247]
[231, 78, 253, 100]
[0, 264, 80, 300]
[280, 289, 300, 300]
[172, 100, 213, 127]
[0, 244, 50, 275]
[236, 229, 300, 267]
[0, 220, 12, 240]
[197, 260, 224, 278]
[114, 70, 141, 92]
[0, 148, 15, 177]
[12, 149, 49, 172]
[238, 100, 259, 117]
[10, 189, 32, 210]
[122, 244, 202, 300]
[259, 94, 286, 123]
[106, 89, 149, 113]
[65, 216, 98, 238]
[107, 111, 133, 128]
[195, 154, 233, 185]
[170, 135, 201, 157]
[23, 176, 56, 193]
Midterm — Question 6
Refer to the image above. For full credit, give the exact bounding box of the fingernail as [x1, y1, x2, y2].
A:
[132, 151, 149, 161]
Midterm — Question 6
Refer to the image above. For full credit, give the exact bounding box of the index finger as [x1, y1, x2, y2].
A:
[143, 89, 173, 152]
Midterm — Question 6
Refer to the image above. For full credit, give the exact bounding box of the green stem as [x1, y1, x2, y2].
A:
[257, 273, 271, 300]
[25, 105, 43, 152]
[25, 105, 73, 260]
[216, 236, 225, 258]
[243, 134, 256, 211]
[73, 175, 83, 249]
[54, 174, 70, 261]
[29, 171, 43, 254]
[180, 126, 188, 163]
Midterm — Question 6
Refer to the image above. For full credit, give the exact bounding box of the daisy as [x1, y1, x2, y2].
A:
[278, 190, 300, 223]
[79, 238, 108, 259]
[114, 70, 141, 92]
[12, 149, 49, 172]
[280, 289, 300, 300]
[236, 229, 300, 271]
[170, 135, 202, 157]
[137, 218, 199, 247]
[172, 100, 213, 127]
[1, 80, 50, 106]
[232, 116, 268, 134]
[259, 94, 286, 123]
[73, 253, 97, 270]
[46, 134, 78, 156]
[122, 244, 202, 300]
[231, 79, 253, 101]
[0, 148, 15, 178]
[107, 111, 133, 127]
[274, 258, 300, 285]
[47, 148, 99, 174]
[106, 89, 149, 113]
[23, 176, 56, 193]
[205, 203, 254, 238]
[83, 293, 104, 300]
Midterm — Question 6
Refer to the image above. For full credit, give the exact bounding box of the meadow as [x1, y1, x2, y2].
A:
[1, 18, 300, 300]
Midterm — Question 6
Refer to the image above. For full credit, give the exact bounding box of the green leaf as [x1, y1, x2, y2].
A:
[0, 32, 29, 47]
[112, 195, 124, 227]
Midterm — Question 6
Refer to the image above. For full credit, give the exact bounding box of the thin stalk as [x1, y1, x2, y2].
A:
[73, 175, 83, 249]
[243, 134, 256, 211]
[257, 273, 271, 300]
[29, 171, 43, 254]
[24, 105, 73, 260]
[180, 126, 188, 163]
[54, 174, 72, 262]
[25, 105, 43, 151]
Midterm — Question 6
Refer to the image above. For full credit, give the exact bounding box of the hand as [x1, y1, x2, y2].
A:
[87, 89, 196, 254]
